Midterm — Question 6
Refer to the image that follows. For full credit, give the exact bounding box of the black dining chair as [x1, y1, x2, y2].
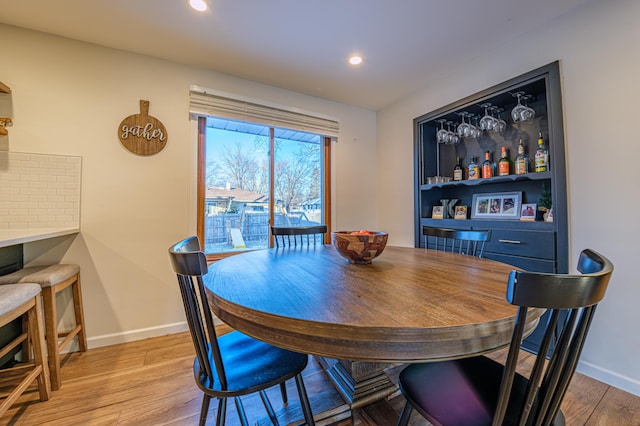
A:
[422, 226, 491, 258]
[168, 236, 315, 426]
[396, 248, 613, 426]
[271, 225, 327, 248]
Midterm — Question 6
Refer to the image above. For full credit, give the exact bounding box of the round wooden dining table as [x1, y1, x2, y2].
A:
[205, 244, 544, 415]
[204, 244, 543, 362]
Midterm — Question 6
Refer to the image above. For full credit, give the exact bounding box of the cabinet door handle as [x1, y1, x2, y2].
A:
[498, 239, 522, 244]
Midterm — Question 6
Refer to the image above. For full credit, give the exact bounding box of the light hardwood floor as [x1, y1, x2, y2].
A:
[1, 330, 639, 425]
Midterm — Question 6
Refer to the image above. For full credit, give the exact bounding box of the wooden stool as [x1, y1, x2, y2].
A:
[0, 284, 51, 415]
[0, 265, 87, 390]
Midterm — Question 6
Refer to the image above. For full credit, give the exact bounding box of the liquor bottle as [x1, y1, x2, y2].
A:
[534, 131, 549, 172]
[482, 151, 493, 179]
[453, 156, 464, 181]
[498, 146, 511, 176]
[468, 155, 480, 180]
[514, 138, 529, 175]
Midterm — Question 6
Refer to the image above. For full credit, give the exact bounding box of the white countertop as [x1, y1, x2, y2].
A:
[0, 228, 80, 248]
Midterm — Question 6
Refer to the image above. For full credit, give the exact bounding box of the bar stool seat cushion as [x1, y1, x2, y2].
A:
[0, 265, 80, 288]
[0, 283, 42, 314]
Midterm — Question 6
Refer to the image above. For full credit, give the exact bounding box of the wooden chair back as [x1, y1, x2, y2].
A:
[271, 225, 328, 247]
[397, 248, 613, 426]
[168, 236, 227, 390]
[495, 248, 614, 425]
[422, 226, 491, 257]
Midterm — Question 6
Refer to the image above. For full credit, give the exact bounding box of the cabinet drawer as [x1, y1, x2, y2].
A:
[485, 229, 555, 260]
[484, 252, 555, 273]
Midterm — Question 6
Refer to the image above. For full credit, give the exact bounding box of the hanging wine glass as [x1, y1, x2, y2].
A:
[520, 95, 536, 121]
[471, 115, 482, 138]
[446, 122, 459, 145]
[457, 112, 470, 138]
[436, 119, 448, 143]
[511, 92, 526, 123]
[494, 108, 507, 134]
[479, 103, 496, 132]
[465, 114, 477, 138]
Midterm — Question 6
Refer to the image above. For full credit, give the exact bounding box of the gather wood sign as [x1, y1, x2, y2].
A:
[118, 100, 167, 155]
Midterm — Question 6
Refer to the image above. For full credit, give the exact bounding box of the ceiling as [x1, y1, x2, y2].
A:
[0, 0, 595, 111]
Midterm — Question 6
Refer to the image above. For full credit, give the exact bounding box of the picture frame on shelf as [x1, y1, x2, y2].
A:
[520, 203, 536, 221]
[471, 192, 522, 220]
[432, 205, 444, 219]
[454, 205, 468, 220]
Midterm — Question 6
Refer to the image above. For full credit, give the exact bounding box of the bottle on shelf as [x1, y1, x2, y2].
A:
[498, 146, 511, 176]
[468, 155, 480, 180]
[535, 131, 549, 172]
[482, 151, 493, 179]
[453, 156, 464, 181]
[514, 138, 529, 175]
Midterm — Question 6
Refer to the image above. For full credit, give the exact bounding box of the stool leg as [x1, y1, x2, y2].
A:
[71, 274, 88, 352]
[30, 294, 51, 401]
[42, 286, 62, 391]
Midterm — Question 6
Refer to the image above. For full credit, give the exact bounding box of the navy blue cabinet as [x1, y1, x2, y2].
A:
[413, 62, 568, 354]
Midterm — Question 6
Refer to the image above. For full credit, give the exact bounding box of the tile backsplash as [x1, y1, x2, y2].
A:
[0, 152, 81, 229]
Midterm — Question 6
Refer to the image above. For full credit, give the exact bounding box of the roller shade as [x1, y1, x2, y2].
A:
[189, 85, 339, 140]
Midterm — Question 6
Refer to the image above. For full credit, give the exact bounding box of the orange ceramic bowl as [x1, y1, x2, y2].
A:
[331, 231, 388, 264]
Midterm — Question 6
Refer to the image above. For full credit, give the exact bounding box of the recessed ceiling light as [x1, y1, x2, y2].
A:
[189, 0, 208, 12]
[349, 56, 363, 65]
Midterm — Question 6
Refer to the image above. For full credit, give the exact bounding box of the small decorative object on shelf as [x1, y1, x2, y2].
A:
[482, 151, 494, 178]
[0, 117, 12, 136]
[454, 205, 468, 220]
[432, 206, 444, 219]
[453, 156, 464, 181]
[468, 155, 480, 180]
[537, 181, 552, 220]
[535, 131, 549, 172]
[515, 138, 529, 174]
[471, 192, 522, 220]
[498, 146, 511, 176]
[520, 203, 537, 221]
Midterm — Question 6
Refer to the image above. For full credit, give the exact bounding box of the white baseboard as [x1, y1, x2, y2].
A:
[80, 317, 225, 351]
[577, 360, 640, 397]
[85, 321, 191, 350]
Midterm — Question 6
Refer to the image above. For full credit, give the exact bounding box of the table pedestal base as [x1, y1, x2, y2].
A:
[315, 356, 400, 410]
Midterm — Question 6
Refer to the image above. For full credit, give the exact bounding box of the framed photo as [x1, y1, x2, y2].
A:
[471, 192, 522, 220]
[432, 205, 444, 219]
[454, 205, 468, 220]
[520, 203, 536, 221]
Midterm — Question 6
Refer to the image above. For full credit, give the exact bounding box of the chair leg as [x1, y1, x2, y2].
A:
[234, 396, 250, 426]
[198, 394, 211, 426]
[215, 397, 226, 426]
[259, 389, 279, 425]
[396, 401, 413, 426]
[29, 296, 51, 402]
[295, 373, 315, 426]
[42, 285, 62, 391]
[279, 382, 288, 405]
[71, 274, 88, 352]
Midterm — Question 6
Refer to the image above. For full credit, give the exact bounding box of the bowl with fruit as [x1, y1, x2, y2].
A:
[331, 230, 388, 264]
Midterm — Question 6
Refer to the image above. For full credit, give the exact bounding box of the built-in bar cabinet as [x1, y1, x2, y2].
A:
[413, 61, 568, 353]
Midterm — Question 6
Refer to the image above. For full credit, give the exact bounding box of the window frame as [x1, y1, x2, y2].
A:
[196, 116, 331, 262]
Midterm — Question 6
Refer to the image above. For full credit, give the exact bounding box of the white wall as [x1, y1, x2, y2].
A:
[378, 0, 640, 395]
[1, 24, 376, 346]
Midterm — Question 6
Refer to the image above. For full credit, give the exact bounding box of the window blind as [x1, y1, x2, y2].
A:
[189, 86, 339, 140]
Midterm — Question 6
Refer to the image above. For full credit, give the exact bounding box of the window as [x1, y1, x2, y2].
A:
[196, 116, 331, 258]
[190, 88, 338, 259]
